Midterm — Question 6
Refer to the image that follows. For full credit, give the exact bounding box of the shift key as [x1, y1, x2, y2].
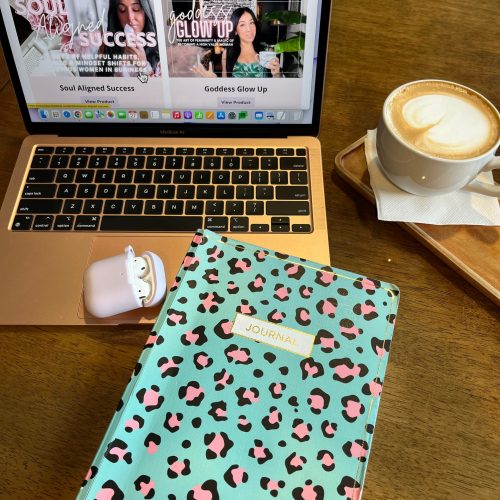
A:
[17, 199, 62, 214]
[266, 201, 310, 215]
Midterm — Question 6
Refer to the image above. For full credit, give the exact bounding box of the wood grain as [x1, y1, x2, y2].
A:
[0, 1, 499, 499]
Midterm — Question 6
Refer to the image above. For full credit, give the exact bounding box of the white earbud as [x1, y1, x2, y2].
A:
[133, 256, 149, 278]
[133, 278, 152, 301]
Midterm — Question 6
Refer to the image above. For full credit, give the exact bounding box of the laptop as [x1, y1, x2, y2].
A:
[0, 0, 331, 325]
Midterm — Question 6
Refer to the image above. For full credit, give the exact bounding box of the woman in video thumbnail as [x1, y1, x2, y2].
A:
[103, 0, 160, 77]
[192, 7, 281, 78]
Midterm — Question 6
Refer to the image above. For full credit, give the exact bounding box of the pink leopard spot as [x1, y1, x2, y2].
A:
[322, 454, 334, 467]
[243, 390, 259, 403]
[192, 234, 203, 245]
[185, 330, 199, 343]
[197, 355, 209, 367]
[170, 461, 186, 475]
[208, 434, 225, 456]
[351, 442, 368, 459]
[231, 467, 246, 485]
[346, 400, 362, 418]
[335, 364, 361, 379]
[293, 423, 310, 440]
[229, 349, 249, 363]
[305, 363, 318, 376]
[361, 278, 376, 290]
[286, 264, 299, 276]
[376, 346, 388, 358]
[269, 410, 280, 424]
[84, 468, 93, 481]
[345, 486, 361, 500]
[253, 277, 264, 288]
[109, 447, 127, 460]
[96, 489, 115, 500]
[275, 287, 289, 300]
[300, 310, 310, 321]
[168, 414, 181, 428]
[309, 395, 325, 410]
[301, 484, 318, 500]
[159, 359, 178, 373]
[361, 303, 377, 315]
[185, 386, 204, 401]
[239, 304, 253, 314]
[273, 384, 283, 395]
[267, 480, 280, 491]
[236, 260, 251, 272]
[290, 455, 305, 467]
[341, 325, 361, 337]
[272, 311, 284, 321]
[322, 301, 336, 315]
[147, 441, 158, 454]
[202, 294, 217, 310]
[257, 250, 267, 259]
[319, 272, 334, 284]
[302, 288, 312, 297]
[228, 283, 238, 290]
[125, 418, 140, 431]
[169, 313, 183, 324]
[192, 485, 213, 500]
[143, 389, 160, 407]
[369, 380, 382, 396]
[320, 337, 335, 348]
[253, 446, 266, 459]
[215, 408, 226, 417]
[139, 480, 155, 495]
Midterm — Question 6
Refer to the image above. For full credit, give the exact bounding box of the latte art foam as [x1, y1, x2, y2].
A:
[387, 82, 499, 160]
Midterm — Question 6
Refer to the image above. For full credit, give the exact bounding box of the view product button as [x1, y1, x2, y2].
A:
[218, 98, 254, 108]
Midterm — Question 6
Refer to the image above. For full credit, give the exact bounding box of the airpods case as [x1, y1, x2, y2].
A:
[83, 246, 166, 318]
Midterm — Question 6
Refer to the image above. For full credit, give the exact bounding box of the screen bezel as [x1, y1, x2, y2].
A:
[0, 1, 330, 138]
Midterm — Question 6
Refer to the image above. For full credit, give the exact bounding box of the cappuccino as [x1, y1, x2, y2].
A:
[387, 81, 499, 160]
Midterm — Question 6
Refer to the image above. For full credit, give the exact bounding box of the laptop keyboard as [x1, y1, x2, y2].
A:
[12, 145, 312, 233]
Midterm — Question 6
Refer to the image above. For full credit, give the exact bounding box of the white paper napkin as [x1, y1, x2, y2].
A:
[364, 129, 500, 225]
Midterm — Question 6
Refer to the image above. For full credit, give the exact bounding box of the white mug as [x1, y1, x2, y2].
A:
[376, 80, 500, 196]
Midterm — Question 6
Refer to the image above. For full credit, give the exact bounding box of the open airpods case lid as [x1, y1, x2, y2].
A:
[83, 246, 166, 318]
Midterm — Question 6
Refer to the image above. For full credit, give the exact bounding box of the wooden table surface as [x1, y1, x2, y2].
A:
[0, 1, 499, 499]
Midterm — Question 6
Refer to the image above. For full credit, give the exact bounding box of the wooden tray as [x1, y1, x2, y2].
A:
[335, 136, 500, 306]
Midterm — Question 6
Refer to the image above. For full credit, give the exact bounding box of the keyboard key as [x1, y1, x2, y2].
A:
[236, 185, 254, 199]
[153, 171, 172, 183]
[75, 146, 94, 154]
[50, 155, 69, 168]
[290, 171, 308, 184]
[176, 147, 194, 155]
[63, 199, 83, 214]
[216, 148, 234, 155]
[226, 201, 244, 215]
[88, 155, 108, 168]
[104, 200, 123, 214]
[157, 185, 175, 199]
[256, 148, 274, 156]
[127, 156, 145, 169]
[232, 171, 249, 184]
[137, 185, 156, 198]
[31, 155, 50, 168]
[33, 215, 54, 230]
[155, 147, 174, 155]
[116, 147, 133, 155]
[212, 171, 230, 184]
[57, 184, 77, 198]
[186, 201, 204, 214]
[230, 216, 249, 232]
[100, 216, 202, 232]
[136, 147, 154, 155]
[56, 170, 75, 183]
[109, 156, 126, 168]
[96, 185, 116, 198]
[267, 201, 310, 215]
[280, 157, 307, 170]
[115, 170, 133, 183]
[17, 199, 62, 214]
[134, 170, 153, 183]
[256, 186, 274, 199]
[23, 184, 56, 198]
[166, 156, 183, 168]
[204, 156, 221, 169]
[193, 171, 211, 184]
[75, 170, 95, 183]
[246, 201, 264, 215]
[223, 157, 240, 170]
[12, 215, 33, 230]
[54, 215, 74, 230]
[176, 185, 195, 199]
[96, 146, 114, 154]
[145, 200, 163, 214]
[196, 147, 214, 155]
[185, 156, 202, 169]
[276, 186, 309, 200]
[197, 185, 215, 199]
[84, 199, 103, 214]
[204, 216, 228, 232]
[75, 215, 100, 230]
[117, 185, 136, 198]
[165, 201, 184, 214]
[35, 146, 54, 154]
[173, 171, 192, 183]
[271, 171, 288, 184]
[236, 148, 254, 155]
[216, 186, 234, 199]
[77, 184, 96, 198]
[205, 201, 224, 215]
[250, 223, 269, 232]
[261, 157, 278, 170]
[70, 155, 89, 168]
[95, 170, 114, 183]
[251, 171, 269, 184]
[276, 148, 294, 156]
[146, 156, 164, 169]
[242, 157, 258, 169]
[292, 224, 311, 232]
[271, 217, 290, 233]
[124, 200, 144, 214]
[296, 148, 307, 156]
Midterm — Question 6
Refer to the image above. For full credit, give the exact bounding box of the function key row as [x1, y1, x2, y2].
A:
[35, 146, 307, 157]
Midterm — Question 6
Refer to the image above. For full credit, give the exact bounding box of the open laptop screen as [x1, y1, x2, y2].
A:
[0, 0, 328, 135]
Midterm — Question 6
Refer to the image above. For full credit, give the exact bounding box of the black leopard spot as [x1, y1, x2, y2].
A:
[292, 480, 324, 500]
[208, 401, 227, 421]
[204, 432, 234, 459]
[342, 439, 369, 462]
[254, 249, 269, 262]
[274, 284, 291, 301]
[371, 337, 391, 357]
[295, 307, 311, 326]
[194, 352, 213, 370]
[341, 395, 365, 422]
[104, 439, 132, 464]
[224, 465, 248, 488]
[187, 280, 197, 289]
[81, 465, 98, 487]
[339, 319, 363, 340]
[182, 252, 199, 271]
[269, 382, 286, 399]
[314, 329, 339, 353]
[227, 281, 239, 294]
[353, 277, 381, 295]
[164, 412, 183, 433]
[235, 387, 259, 406]
[202, 268, 220, 284]
[285, 452, 307, 474]
[214, 319, 234, 340]
[143, 331, 158, 349]
[316, 298, 338, 318]
[317, 450, 335, 472]
[167, 456, 191, 478]
[264, 352, 276, 363]
[260, 477, 286, 497]
[299, 285, 314, 299]
[330, 358, 368, 383]
[136, 385, 164, 412]
[267, 309, 286, 323]
[144, 433, 161, 453]
[279, 366, 289, 376]
[228, 257, 252, 274]
[187, 479, 219, 500]
[288, 396, 299, 407]
[387, 313, 396, 324]
[125, 415, 144, 433]
[284, 262, 305, 280]
[225, 344, 252, 365]
[362, 377, 384, 397]
[261, 406, 282, 430]
[353, 300, 379, 320]
[157, 356, 183, 378]
[248, 273, 266, 292]
[314, 268, 337, 287]
[321, 420, 337, 438]
[207, 245, 224, 262]
[133, 362, 142, 377]
[214, 369, 234, 391]
[134, 475, 155, 499]
[236, 300, 257, 316]
[337, 476, 362, 498]
[198, 291, 225, 313]
[181, 325, 207, 346]
[166, 309, 187, 326]
[271, 269, 280, 277]
[300, 357, 324, 379]
[98, 480, 124, 500]
[249, 439, 273, 464]
[291, 418, 312, 442]
[338, 287, 349, 296]
[308, 388, 330, 414]
[238, 415, 252, 432]
[179, 382, 205, 406]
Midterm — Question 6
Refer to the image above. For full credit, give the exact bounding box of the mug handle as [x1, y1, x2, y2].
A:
[463, 156, 500, 197]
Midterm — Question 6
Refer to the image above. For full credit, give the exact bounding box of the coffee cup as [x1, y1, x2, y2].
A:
[376, 79, 500, 196]
[258, 50, 277, 69]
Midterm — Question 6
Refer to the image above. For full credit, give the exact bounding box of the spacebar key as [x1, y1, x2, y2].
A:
[101, 216, 203, 231]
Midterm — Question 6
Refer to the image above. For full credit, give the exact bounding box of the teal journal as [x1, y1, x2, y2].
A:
[77, 229, 400, 500]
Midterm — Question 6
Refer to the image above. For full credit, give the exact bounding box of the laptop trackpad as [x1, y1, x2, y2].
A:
[78, 235, 193, 325]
